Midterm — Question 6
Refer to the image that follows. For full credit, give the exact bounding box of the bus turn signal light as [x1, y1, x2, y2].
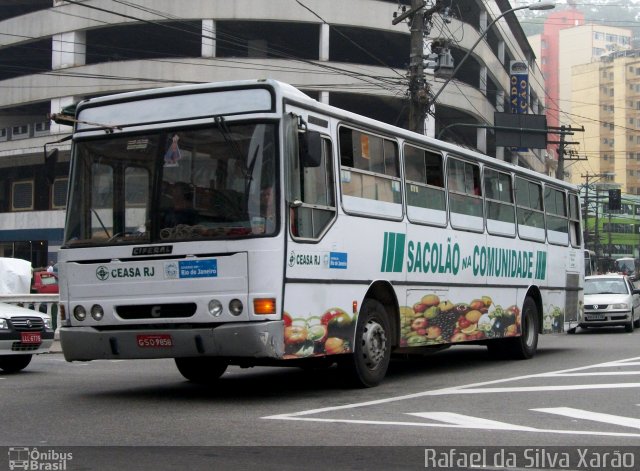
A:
[253, 298, 276, 315]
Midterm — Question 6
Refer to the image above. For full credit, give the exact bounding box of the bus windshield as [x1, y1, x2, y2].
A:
[64, 122, 277, 246]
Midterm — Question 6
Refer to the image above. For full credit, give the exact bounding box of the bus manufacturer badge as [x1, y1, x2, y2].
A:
[132, 245, 173, 256]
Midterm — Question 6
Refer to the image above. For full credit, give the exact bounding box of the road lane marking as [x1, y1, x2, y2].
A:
[407, 412, 537, 431]
[263, 414, 640, 438]
[533, 407, 640, 430]
[421, 383, 640, 395]
[263, 355, 640, 438]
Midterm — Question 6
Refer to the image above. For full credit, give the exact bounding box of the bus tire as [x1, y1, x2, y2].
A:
[175, 357, 228, 384]
[338, 299, 391, 388]
[487, 297, 538, 360]
[0, 354, 32, 373]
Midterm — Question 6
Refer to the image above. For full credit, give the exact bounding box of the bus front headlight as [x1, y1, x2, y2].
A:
[73, 305, 87, 321]
[91, 305, 104, 321]
[229, 299, 243, 316]
[208, 299, 223, 317]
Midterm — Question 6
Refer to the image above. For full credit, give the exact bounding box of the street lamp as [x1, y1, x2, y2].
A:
[428, 1, 555, 108]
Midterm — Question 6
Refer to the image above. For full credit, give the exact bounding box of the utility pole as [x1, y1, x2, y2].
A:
[548, 124, 584, 180]
[408, 0, 426, 133]
[393, 1, 444, 134]
[582, 173, 613, 269]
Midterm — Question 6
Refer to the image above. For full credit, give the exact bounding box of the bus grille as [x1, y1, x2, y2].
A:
[116, 303, 197, 319]
[10, 317, 44, 331]
[12, 342, 41, 352]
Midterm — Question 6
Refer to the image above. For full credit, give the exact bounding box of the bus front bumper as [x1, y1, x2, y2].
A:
[59, 321, 285, 361]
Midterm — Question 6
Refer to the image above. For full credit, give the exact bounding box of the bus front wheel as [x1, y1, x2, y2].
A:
[487, 297, 538, 360]
[175, 357, 228, 384]
[338, 299, 391, 388]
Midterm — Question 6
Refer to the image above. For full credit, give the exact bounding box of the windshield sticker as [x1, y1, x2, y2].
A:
[126, 138, 149, 150]
[164, 259, 217, 279]
[164, 134, 182, 167]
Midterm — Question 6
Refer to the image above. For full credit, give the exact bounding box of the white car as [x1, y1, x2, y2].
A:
[581, 274, 640, 332]
[0, 302, 54, 372]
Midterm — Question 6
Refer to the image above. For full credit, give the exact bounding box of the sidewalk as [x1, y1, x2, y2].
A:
[49, 338, 63, 353]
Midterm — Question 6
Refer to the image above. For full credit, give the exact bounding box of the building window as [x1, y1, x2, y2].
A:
[52, 178, 68, 209]
[11, 124, 29, 140]
[12, 180, 34, 211]
[33, 120, 50, 136]
[0, 128, 7, 142]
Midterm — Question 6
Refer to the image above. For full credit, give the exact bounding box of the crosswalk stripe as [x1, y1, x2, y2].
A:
[533, 407, 640, 430]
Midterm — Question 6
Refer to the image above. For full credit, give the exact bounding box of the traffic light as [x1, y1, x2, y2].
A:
[609, 188, 621, 210]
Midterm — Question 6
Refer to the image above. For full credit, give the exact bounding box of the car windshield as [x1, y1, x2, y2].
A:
[64, 121, 277, 246]
[584, 278, 629, 295]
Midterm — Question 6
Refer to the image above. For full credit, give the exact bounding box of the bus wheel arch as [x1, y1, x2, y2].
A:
[362, 280, 400, 348]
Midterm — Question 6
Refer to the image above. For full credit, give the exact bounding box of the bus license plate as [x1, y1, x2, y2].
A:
[20, 332, 41, 344]
[136, 334, 173, 348]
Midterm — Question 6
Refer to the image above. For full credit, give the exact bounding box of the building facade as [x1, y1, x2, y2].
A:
[0, 0, 547, 265]
[528, 7, 631, 165]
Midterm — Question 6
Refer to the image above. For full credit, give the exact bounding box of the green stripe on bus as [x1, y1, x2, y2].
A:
[393, 233, 406, 273]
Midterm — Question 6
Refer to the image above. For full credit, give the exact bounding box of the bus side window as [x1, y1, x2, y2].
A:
[484, 168, 515, 236]
[515, 177, 545, 241]
[290, 134, 336, 240]
[338, 126, 402, 218]
[568, 193, 581, 247]
[404, 144, 446, 226]
[447, 157, 483, 230]
[545, 186, 569, 246]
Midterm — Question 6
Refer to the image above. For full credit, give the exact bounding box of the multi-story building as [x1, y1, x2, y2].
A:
[528, 7, 631, 163]
[571, 51, 640, 195]
[0, 0, 547, 266]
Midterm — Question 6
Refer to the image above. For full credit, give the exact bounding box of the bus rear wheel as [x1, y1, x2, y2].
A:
[487, 297, 538, 360]
[338, 299, 391, 388]
[175, 357, 228, 384]
[0, 354, 32, 373]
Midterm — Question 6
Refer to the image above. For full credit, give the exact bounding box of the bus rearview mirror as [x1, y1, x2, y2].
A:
[299, 130, 322, 168]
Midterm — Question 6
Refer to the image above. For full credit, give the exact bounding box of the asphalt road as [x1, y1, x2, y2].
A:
[2, 327, 640, 470]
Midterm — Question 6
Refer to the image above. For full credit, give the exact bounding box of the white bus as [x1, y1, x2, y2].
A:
[58, 79, 583, 387]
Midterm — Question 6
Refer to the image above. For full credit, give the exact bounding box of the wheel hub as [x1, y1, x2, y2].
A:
[361, 320, 387, 369]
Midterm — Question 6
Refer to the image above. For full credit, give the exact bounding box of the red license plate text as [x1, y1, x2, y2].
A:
[136, 334, 173, 348]
[20, 332, 41, 344]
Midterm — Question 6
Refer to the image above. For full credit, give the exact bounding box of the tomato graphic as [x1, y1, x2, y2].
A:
[284, 325, 307, 345]
[324, 337, 349, 355]
[283, 312, 292, 327]
[321, 308, 351, 327]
